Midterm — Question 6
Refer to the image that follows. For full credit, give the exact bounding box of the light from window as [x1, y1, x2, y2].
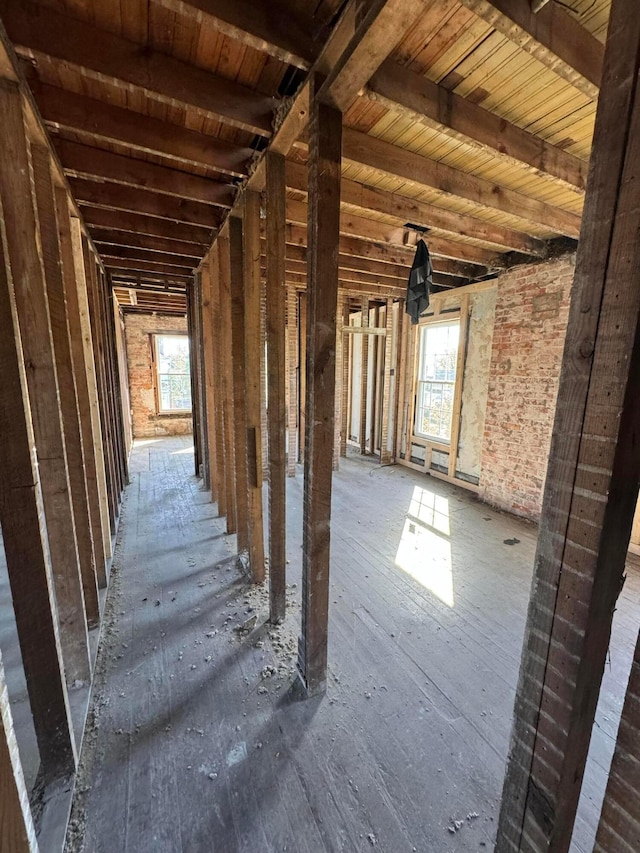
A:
[414, 321, 459, 442]
[154, 334, 192, 413]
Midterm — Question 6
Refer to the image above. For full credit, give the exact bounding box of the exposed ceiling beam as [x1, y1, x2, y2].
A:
[33, 83, 253, 178]
[5, 0, 274, 136]
[94, 244, 198, 268]
[367, 59, 588, 192]
[154, 0, 318, 69]
[338, 127, 582, 236]
[275, 272, 406, 298]
[70, 178, 221, 228]
[82, 208, 212, 245]
[54, 139, 236, 207]
[457, 0, 603, 99]
[284, 197, 503, 266]
[318, 0, 430, 112]
[90, 229, 204, 259]
[103, 257, 195, 276]
[111, 273, 192, 286]
[285, 160, 545, 256]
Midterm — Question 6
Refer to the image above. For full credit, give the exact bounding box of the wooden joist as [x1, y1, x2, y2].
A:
[457, 0, 603, 99]
[102, 258, 195, 277]
[34, 83, 253, 177]
[367, 59, 588, 192]
[82, 208, 212, 247]
[55, 140, 236, 207]
[91, 230, 204, 260]
[95, 245, 199, 270]
[6, 0, 274, 136]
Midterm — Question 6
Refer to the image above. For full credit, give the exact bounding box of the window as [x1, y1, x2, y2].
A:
[414, 320, 460, 442]
[154, 334, 192, 413]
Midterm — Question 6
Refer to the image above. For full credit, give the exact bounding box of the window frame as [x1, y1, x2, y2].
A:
[152, 332, 193, 415]
[413, 318, 461, 445]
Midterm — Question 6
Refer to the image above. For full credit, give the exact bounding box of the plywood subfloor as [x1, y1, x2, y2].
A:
[65, 437, 640, 853]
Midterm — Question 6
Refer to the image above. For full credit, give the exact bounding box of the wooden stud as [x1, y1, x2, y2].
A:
[380, 299, 394, 464]
[218, 232, 237, 534]
[0, 191, 76, 781]
[298, 84, 342, 696]
[447, 294, 469, 480]
[200, 260, 217, 496]
[243, 191, 266, 583]
[0, 650, 39, 852]
[286, 286, 298, 476]
[229, 218, 250, 551]
[31, 144, 99, 637]
[340, 299, 350, 458]
[0, 81, 92, 685]
[298, 291, 307, 465]
[209, 245, 227, 516]
[265, 153, 287, 621]
[360, 297, 369, 455]
[186, 284, 201, 477]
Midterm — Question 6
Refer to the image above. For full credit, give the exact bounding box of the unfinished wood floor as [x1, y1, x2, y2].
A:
[65, 437, 640, 853]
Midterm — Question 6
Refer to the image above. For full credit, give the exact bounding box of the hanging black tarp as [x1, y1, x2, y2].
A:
[405, 238, 433, 325]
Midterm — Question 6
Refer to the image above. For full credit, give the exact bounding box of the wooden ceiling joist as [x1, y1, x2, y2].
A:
[92, 230, 203, 260]
[111, 272, 192, 287]
[55, 140, 236, 207]
[34, 84, 253, 177]
[457, 0, 603, 99]
[5, 0, 275, 136]
[154, 0, 318, 69]
[80, 209, 213, 247]
[95, 245, 199, 269]
[367, 59, 589, 192]
[103, 257, 195, 276]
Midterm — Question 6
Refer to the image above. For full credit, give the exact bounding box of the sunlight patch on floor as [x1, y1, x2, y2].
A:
[395, 486, 454, 607]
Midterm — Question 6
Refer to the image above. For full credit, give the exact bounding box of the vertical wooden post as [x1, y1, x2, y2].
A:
[186, 283, 200, 476]
[210, 243, 227, 517]
[195, 270, 210, 486]
[333, 291, 344, 472]
[266, 152, 287, 622]
[380, 299, 394, 465]
[286, 286, 298, 476]
[31, 144, 99, 643]
[218, 232, 237, 534]
[593, 627, 640, 852]
[298, 290, 307, 464]
[229, 217, 250, 553]
[340, 299, 350, 458]
[447, 294, 468, 479]
[359, 297, 369, 454]
[70, 218, 111, 568]
[496, 4, 640, 850]
[298, 83, 342, 696]
[243, 191, 266, 582]
[201, 258, 218, 500]
[370, 306, 381, 455]
[0, 81, 92, 686]
[0, 650, 39, 852]
[0, 195, 76, 781]
[56, 195, 107, 586]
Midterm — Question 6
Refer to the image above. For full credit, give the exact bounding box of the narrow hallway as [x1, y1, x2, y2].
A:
[67, 438, 640, 853]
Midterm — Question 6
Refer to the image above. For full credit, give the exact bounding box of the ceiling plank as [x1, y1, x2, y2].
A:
[81, 208, 213, 245]
[154, 0, 318, 69]
[457, 0, 603, 99]
[54, 140, 236, 207]
[285, 161, 545, 256]
[5, 0, 274, 136]
[90, 229, 203, 259]
[33, 83, 253, 177]
[70, 178, 221, 227]
[339, 127, 583, 236]
[103, 257, 195, 276]
[367, 59, 588, 192]
[94, 244, 199, 268]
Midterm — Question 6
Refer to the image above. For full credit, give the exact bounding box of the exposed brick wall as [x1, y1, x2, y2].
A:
[479, 255, 575, 520]
[124, 313, 192, 438]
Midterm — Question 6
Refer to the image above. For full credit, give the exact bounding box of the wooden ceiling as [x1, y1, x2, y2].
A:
[0, 0, 609, 312]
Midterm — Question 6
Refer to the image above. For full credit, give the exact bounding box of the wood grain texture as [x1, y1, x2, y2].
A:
[218, 232, 237, 534]
[200, 260, 218, 498]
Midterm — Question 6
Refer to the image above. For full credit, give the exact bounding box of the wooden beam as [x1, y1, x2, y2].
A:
[55, 139, 236, 206]
[457, 0, 603, 99]
[209, 244, 227, 517]
[286, 287, 298, 477]
[82, 208, 212, 247]
[229, 217, 250, 554]
[200, 258, 217, 498]
[340, 127, 582, 237]
[379, 299, 394, 464]
[360, 297, 370, 454]
[496, 4, 640, 850]
[90, 230, 203, 260]
[95, 245, 199, 269]
[70, 178, 221, 228]
[340, 299, 350, 458]
[185, 285, 201, 476]
[0, 190, 76, 781]
[266, 152, 287, 624]
[102, 258, 195, 276]
[319, 0, 430, 112]
[32, 145, 100, 637]
[367, 59, 588, 192]
[298, 291, 307, 465]
[218, 232, 237, 534]
[155, 0, 317, 69]
[0, 81, 92, 685]
[285, 160, 546, 256]
[298, 84, 342, 696]
[34, 83, 253, 177]
[0, 650, 38, 852]
[6, 0, 274, 136]
[57, 193, 108, 585]
[243, 191, 266, 584]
